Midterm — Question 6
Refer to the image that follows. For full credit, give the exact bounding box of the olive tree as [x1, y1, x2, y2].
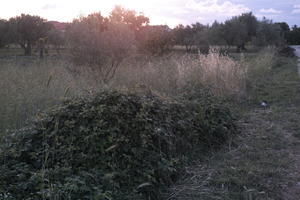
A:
[173, 25, 195, 52]
[8, 14, 52, 56]
[47, 28, 66, 54]
[109, 5, 149, 33]
[207, 21, 226, 46]
[254, 18, 285, 46]
[137, 25, 174, 55]
[67, 13, 136, 83]
[223, 12, 258, 51]
[223, 17, 248, 51]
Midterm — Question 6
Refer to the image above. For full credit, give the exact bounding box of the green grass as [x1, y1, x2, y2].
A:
[0, 47, 67, 56]
[249, 56, 300, 105]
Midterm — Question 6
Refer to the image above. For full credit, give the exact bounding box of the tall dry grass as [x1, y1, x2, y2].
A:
[0, 59, 77, 134]
[1, 48, 274, 135]
[111, 50, 247, 98]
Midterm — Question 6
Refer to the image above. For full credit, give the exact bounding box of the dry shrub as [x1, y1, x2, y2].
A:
[196, 50, 247, 97]
[111, 54, 187, 95]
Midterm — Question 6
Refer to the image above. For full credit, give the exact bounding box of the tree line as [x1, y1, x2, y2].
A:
[0, 7, 299, 57]
[287, 25, 300, 45]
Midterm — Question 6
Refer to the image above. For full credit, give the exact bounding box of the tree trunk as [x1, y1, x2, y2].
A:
[24, 42, 32, 56]
[39, 48, 44, 58]
[236, 43, 247, 53]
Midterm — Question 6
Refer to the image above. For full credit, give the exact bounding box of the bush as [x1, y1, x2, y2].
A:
[0, 90, 237, 199]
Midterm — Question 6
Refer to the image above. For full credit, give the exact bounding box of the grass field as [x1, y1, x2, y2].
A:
[1, 46, 299, 199]
[0, 48, 251, 137]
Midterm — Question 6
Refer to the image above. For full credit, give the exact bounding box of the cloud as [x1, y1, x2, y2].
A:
[185, 0, 250, 16]
[259, 8, 282, 14]
[42, 4, 57, 10]
[292, 4, 300, 14]
[2, 0, 297, 27]
[109, 0, 251, 26]
[294, 4, 300, 8]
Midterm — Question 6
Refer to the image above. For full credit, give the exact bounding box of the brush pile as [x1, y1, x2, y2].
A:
[0, 90, 237, 200]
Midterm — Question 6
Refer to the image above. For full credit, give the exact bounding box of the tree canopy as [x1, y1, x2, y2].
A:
[8, 14, 52, 55]
[0, 19, 9, 48]
[67, 11, 136, 83]
[109, 5, 149, 32]
[1, 8, 300, 57]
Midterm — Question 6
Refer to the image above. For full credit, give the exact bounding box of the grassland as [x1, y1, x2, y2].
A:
[0, 46, 299, 199]
[0, 49, 248, 137]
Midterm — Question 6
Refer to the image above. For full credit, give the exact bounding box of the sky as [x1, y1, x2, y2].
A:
[0, 0, 299, 28]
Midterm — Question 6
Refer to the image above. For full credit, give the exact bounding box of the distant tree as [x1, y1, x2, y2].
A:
[137, 25, 174, 55]
[223, 17, 248, 51]
[254, 18, 284, 46]
[275, 22, 290, 40]
[191, 22, 206, 33]
[287, 25, 300, 45]
[67, 12, 136, 83]
[110, 5, 149, 33]
[223, 12, 258, 51]
[173, 25, 194, 52]
[173, 24, 186, 49]
[36, 37, 47, 58]
[239, 12, 258, 42]
[207, 21, 226, 46]
[0, 19, 9, 48]
[47, 28, 67, 53]
[191, 22, 210, 53]
[67, 12, 108, 64]
[110, 5, 150, 55]
[8, 14, 52, 55]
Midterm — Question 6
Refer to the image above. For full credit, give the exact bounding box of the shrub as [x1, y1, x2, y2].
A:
[0, 90, 237, 200]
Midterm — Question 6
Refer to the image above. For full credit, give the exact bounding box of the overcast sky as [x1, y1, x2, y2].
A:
[1, 0, 299, 27]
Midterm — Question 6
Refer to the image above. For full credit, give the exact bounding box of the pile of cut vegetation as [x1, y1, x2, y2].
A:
[0, 90, 237, 200]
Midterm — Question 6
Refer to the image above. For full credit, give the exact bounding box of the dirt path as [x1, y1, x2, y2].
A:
[275, 106, 300, 199]
[283, 46, 300, 199]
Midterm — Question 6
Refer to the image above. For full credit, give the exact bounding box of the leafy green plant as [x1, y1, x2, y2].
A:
[0, 90, 237, 199]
